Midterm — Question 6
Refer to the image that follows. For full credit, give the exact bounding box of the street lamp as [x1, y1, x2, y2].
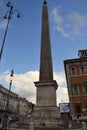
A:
[2, 69, 14, 129]
[0, 1, 20, 61]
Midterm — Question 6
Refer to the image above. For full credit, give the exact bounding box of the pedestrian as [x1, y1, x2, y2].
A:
[77, 114, 80, 123]
[0, 117, 1, 123]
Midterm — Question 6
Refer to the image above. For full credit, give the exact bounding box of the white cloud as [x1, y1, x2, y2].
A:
[0, 70, 68, 105]
[54, 72, 66, 86]
[51, 6, 87, 38]
[0, 1, 7, 29]
[51, 7, 69, 38]
[54, 72, 69, 105]
[0, 0, 4, 10]
[0, 20, 7, 29]
[57, 87, 69, 105]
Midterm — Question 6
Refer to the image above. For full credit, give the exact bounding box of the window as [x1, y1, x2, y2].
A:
[75, 103, 82, 113]
[73, 84, 79, 94]
[80, 66, 85, 74]
[83, 83, 87, 94]
[85, 102, 87, 110]
[71, 67, 76, 75]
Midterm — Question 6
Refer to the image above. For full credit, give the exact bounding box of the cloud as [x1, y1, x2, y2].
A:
[51, 6, 87, 38]
[0, 70, 68, 105]
[51, 7, 69, 38]
[54, 72, 66, 86]
[54, 72, 69, 105]
[0, 1, 7, 29]
[0, 20, 7, 29]
[0, 0, 4, 10]
[57, 87, 69, 105]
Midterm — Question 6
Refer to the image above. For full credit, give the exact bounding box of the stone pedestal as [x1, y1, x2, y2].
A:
[32, 80, 60, 127]
[32, 106, 60, 127]
[34, 80, 58, 107]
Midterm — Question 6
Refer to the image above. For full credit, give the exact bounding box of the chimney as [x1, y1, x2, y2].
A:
[78, 49, 87, 58]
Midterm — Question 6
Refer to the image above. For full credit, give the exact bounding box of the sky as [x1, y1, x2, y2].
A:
[0, 0, 87, 105]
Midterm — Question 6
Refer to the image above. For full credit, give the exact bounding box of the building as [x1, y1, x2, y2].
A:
[32, 0, 59, 127]
[0, 84, 18, 115]
[18, 97, 33, 122]
[64, 49, 87, 120]
[0, 84, 33, 122]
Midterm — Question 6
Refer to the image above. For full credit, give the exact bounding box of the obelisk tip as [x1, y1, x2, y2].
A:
[43, 0, 47, 4]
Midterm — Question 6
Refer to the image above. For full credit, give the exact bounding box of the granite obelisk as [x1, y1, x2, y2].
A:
[32, 0, 60, 126]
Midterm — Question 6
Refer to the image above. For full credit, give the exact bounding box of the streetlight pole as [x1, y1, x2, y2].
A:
[2, 70, 14, 129]
[0, 2, 20, 61]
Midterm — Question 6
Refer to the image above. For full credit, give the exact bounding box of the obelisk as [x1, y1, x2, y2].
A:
[32, 0, 60, 127]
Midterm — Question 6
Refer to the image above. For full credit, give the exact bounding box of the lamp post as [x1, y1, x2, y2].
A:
[0, 1, 20, 61]
[2, 70, 14, 129]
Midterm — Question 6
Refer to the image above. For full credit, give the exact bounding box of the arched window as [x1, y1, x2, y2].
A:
[73, 84, 79, 94]
[80, 65, 86, 74]
[71, 66, 76, 75]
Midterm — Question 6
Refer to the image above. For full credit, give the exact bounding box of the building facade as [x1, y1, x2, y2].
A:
[64, 50, 87, 120]
[0, 84, 33, 122]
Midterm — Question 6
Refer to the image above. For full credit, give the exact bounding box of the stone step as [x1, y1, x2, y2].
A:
[35, 127, 82, 130]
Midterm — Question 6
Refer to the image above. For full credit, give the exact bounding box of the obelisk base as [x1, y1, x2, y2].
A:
[31, 106, 60, 127]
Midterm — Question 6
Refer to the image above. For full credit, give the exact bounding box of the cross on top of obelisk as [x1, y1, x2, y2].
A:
[43, 0, 47, 4]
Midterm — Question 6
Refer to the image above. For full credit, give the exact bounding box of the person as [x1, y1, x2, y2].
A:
[77, 114, 80, 123]
[63, 113, 69, 128]
[0, 117, 1, 123]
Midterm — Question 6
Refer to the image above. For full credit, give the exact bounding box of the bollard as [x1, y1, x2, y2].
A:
[69, 122, 72, 128]
[29, 119, 34, 130]
[82, 121, 87, 130]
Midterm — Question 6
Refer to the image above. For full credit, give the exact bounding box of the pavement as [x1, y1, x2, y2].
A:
[34, 127, 82, 130]
[0, 123, 28, 130]
[0, 127, 27, 130]
[0, 120, 86, 130]
[0, 127, 83, 130]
